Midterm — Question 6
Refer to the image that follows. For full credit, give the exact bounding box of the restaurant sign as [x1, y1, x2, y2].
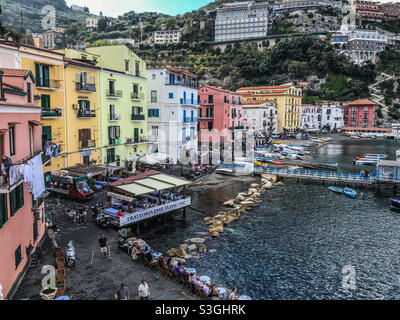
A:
[119, 197, 191, 226]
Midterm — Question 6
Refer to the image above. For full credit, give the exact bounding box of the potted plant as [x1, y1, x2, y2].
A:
[40, 288, 57, 300]
[56, 269, 65, 281]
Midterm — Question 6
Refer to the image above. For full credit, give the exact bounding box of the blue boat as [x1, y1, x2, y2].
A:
[343, 187, 357, 198]
[390, 197, 400, 210]
[328, 186, 343, 194]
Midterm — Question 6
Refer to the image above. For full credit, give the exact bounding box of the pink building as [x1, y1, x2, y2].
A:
[343, 99, 376, 128]
[198, 86, 244, 139]
[0, 68, 46, 299]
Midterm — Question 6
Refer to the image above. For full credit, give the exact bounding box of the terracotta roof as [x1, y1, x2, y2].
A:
[167, 68, 198, 78]
[0, 68, 30, 77]
[347, 99, 376, 106]
[237, 85, 293, 91]
[109, 170, 161, 187]
[301, 104, 317, 107]
[200, 85, 240, 95]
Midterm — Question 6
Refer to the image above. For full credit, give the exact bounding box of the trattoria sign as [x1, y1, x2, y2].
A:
[119, 197, 191, 226]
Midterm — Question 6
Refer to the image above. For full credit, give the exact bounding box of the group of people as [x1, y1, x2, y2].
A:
[128, 243, 241, 300]
[67, 206, 89, 225]
[114, 280, 151, 300]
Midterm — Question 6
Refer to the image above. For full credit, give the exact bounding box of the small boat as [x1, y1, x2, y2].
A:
[390, 197, 400, 210]
[354, 157, 378, 165]
[364, 154, 387, 160]
[328, 186, 343, 194]
[316, 163, 338, 168]
[215, 168, 235, 176]
[343, 187, 357, 198]
[271, 161, 285, 165]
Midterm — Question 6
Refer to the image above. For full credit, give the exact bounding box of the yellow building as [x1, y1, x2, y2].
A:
[57, 49, 101, 167]
[19, 45, 67, 174]
[237, 85, 303, 132]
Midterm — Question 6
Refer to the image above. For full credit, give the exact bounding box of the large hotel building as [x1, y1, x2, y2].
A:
[214, 1, 269, 43]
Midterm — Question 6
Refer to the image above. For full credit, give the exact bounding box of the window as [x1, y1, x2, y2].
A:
[27, 83, 31, 103]
[108, 126, 120, 144]
[109, 80, 115, 95]
[151, 90, 157, 103]
[15, 245, 22, 269]
[135, 61, 140, 77]
[169, 93, 174, 99]
[148, 109, 159, 117]
[0, 72, 4, 99]
[152, 126, 159, 138]
[125, 60, 129, 72]
[152, 74, 156, 80]
[33, 220, 38, 242]
[132, 106, 143, 115]
[35, 63, 50, 87]
[10, 183, 24, 216]
[0, 194, 8, 228]
[41, 94, 50, 110]
[106, 148, 115, 163]
[9, 126, 15, 156]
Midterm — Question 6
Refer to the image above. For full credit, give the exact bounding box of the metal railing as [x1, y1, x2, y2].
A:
[37, 79, 61, 89]
[126, 137, 147, 144]
[131, 92, 144, 100]
[78, 139, 96, 149]
[109, 114, 121, 121]
[131, 114, 145, 121]
[106, 90, 123, 98]
[41, 108, 62, 117]
[77, 110, 96, 118]
[76, 83, 96, 92]
[109, 138, 122, 146]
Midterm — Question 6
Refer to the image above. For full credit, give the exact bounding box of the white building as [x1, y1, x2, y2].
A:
[146, 68, 200, 164]
[71, 5, 86, 12]
[320, 102, 344, 132]
[41, 28, 65, 49]
[215, 1, 269, 43]
[153, 30, 181, 44]
[300, 104, 319, 130]
[242, 100, 277, 134]
[86, 17, 100, 30]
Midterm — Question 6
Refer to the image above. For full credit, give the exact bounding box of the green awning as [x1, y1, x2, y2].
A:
[149, 174, 191, 187]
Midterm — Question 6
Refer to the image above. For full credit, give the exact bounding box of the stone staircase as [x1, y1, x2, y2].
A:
[368, 73, 397, 121]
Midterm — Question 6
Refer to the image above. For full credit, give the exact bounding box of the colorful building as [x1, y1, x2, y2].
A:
[146, 68, 199, 164]
[237, 85, 302, 132]
[0, 68, 45, 299]
[86, 45, 148, 168]
[242, 100, 277, 134]
[18, 44, 67, 174]
[56, 48, 101, 167]
[343, 99, 376, 128]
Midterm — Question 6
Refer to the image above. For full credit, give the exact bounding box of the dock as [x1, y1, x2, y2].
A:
[254, 166, 400, 190]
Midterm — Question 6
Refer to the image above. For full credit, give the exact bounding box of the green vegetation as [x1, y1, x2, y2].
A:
[377, 48, 400, 75]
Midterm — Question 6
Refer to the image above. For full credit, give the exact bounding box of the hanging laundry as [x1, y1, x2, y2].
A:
[28, 154, 45, 200]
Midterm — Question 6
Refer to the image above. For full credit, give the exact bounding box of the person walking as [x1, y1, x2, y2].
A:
[98, 234, 108, 258]
[115, 283, 130, 300]
[138, 279, 151, 300]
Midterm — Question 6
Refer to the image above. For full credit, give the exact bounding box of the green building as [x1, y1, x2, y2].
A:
[86, 45, 148, 169]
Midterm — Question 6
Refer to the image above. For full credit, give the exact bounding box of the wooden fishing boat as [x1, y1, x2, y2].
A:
[328, 186, 343, 194]
[343, 187, 357, 198]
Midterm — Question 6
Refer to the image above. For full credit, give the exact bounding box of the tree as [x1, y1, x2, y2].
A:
[98, 18, 108, 32]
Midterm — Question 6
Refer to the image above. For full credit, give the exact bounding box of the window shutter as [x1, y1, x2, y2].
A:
[10, 189, 17, 216]
[108, 126, 113, 139]
[116, 126, 120, 138]
[155, 109, 159, 117]
[0, 194, 8, 228]
[148, 109, 152, 117]
[35, 63, 41, 86]
[90, 76, 95, 85]
[18, 184, 24, 209]
[43, 66, 50, 87]
[15, 245, 21, 269]
[87, 100, 91, 111]
[76, 73, 80, 83]
[139, 107, 143, 114]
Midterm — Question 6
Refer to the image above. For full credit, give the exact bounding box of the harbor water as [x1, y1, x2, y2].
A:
[147, 138, 400, 300]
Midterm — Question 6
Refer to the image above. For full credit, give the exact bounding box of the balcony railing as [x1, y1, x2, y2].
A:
[199, 114, 214, 119]
[126, 137, 147, 144]
[109, 114, 121, 121]
[131, 92, 144, 100]
[77, 110, 96, 118]
[180, 98, 199, 105]
[183, 117, 198, 123]
[131, 114, 145, 121]
[106, 90, 123, 98]
[109, 138, 122, 146]
[79, 139, 96, 149]
[76, 82, 96, 92]
[41, 108, 62, 118]
[36, 79, 61, 89]
[166, 80, 199, 89]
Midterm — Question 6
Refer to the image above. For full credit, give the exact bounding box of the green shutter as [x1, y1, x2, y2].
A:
[43, 66, 50, 87]
[33, 220, 38, 242]
[18, 184, 24, 210]
[35, 63, 41, 86]
[10, 188, 16, 216]
[15, 245, 21, 269]
[0, 194, 8, 228]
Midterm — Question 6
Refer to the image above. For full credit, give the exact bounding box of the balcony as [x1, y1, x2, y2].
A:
[109, 114, 121, 122]
[36, 79, 62, 90]
[77, 110, 96, 118]
[0, 167, 23, 193]
[131, 92, 144, 100]
[109, 138, 122, 146]
[180, 98, 199, 106]
[79, 139, 96, 149]
[126, 137, 147, 145]
[199, 114, 214, 119]
[41, 108, 62, 118]
[76, 82, 96, 92]
[106, 90, 123, 98]
[166, 80, 199, 89]
[131, 114, 145, 121]
[183, 117, 197, 123]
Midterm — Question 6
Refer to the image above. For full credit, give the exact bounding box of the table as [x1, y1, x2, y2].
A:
[200, 276, 211, 284]
[185, 268, 196, 276]
[217, 287, 227, 299]
[238, 295, 251, 300]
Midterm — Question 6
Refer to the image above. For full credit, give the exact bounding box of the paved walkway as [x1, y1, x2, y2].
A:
[13, 192, 194, 300]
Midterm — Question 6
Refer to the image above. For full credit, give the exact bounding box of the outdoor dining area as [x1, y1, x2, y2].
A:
[119, 237, 252, 300]
[100, 170, 192, 229]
